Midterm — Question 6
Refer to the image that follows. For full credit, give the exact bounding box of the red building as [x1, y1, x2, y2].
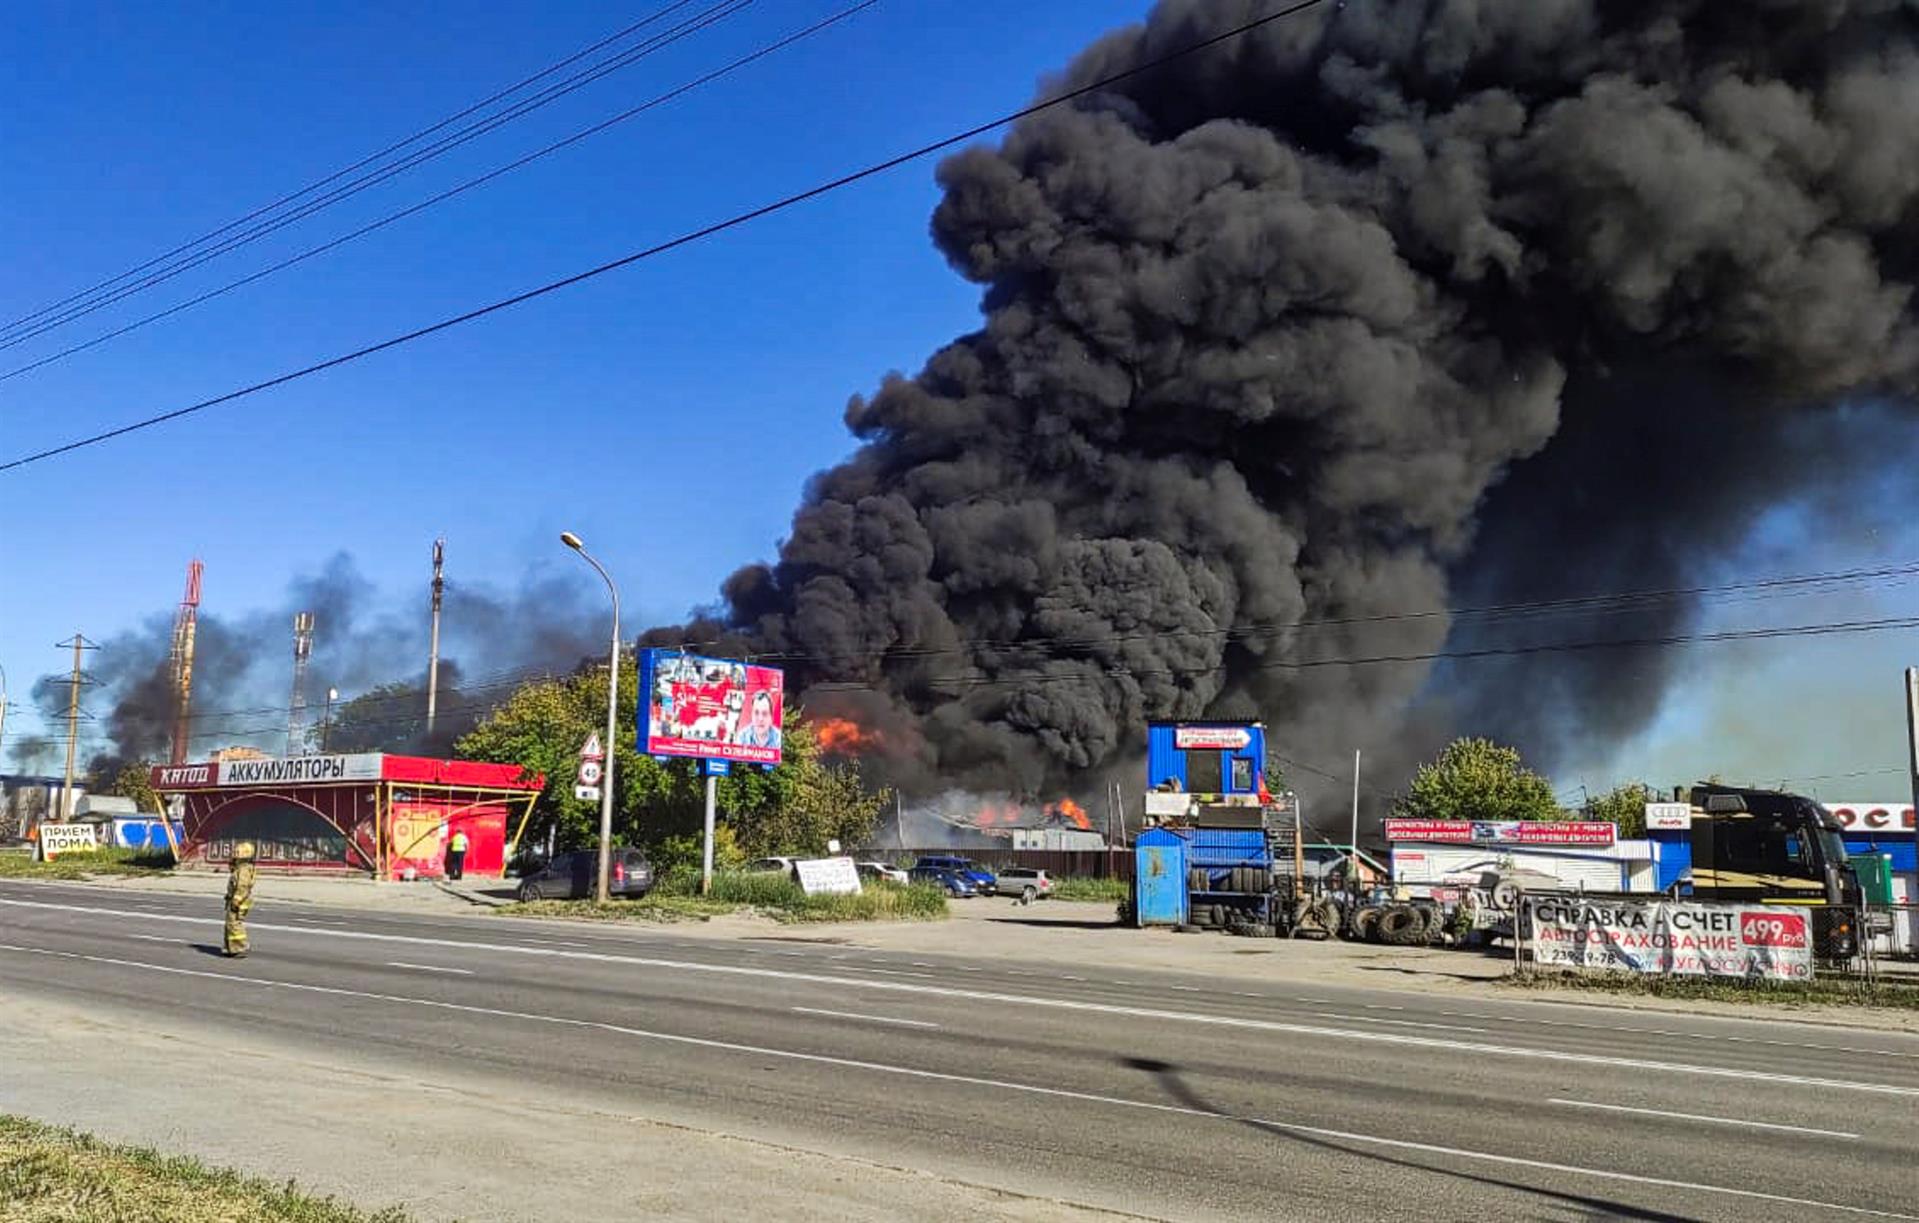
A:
[150, 753, 544, 878]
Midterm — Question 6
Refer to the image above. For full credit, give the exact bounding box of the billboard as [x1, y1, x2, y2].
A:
[1173, 725, 1253, 751]
[639, 649, 784, 765]
[1383, 819, 1616, 846]
[1527, 898, 1813, 982]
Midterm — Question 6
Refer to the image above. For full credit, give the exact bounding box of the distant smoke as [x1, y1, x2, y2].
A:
[651, 0, 1919, 811]
[26, 553, 602, 775]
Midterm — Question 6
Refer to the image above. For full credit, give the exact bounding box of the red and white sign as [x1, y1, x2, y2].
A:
[579, 733, 604, 761]
[151, 754, 545, 792]
[1527, 899, 1812, 981]
[1174, 726, 1252, 751]
[1383, 819, 1616, 846]
[1644, 802, 1691, 831]
[1824, 802, 1916, 833]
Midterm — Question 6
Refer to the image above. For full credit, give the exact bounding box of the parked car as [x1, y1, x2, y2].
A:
[912, 855, 997, 895]
[516, 848, 653, 901]
[995, 866, 1054, 903]
[855, 861, 909, 886]
[745, 856, 801, 879]
[909, 866, 978, 897]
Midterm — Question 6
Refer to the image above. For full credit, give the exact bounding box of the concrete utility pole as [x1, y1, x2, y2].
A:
[562, 532, 620, 904]
[1350, 749, 1362, 883]
[426, 538, 445, 738]
[56, 636, 97, 823]
[1904, 669, 1919, 829]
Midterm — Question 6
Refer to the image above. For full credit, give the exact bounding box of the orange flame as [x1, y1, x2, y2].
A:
[815, 717, 879, 754]
[1044, 798, 1093, 830]
[974, 799, 1024, 827]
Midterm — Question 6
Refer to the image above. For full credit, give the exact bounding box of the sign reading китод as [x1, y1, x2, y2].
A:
[1527, 899, 1813, 982]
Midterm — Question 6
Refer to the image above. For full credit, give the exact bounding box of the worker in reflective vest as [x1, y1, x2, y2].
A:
[446, 828, 470, 881]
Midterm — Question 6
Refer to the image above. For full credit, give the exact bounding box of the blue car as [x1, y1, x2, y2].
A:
[909, 866, 978, 897]
[912, 856, 997, 895]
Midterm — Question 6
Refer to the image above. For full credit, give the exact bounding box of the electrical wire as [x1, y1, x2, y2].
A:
[0, 0, 880, 387]
[0, 0, 758, 354]
[0, 2, 708, 342]
[0, 0, 1333, 474]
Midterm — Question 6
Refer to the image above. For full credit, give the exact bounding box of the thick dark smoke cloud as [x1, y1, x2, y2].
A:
[26, 554, 601, 775]
[657, 0, 1919, 808]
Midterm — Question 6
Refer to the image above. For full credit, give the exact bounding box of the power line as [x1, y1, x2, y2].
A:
[0, 0, 879, 387]
[0, 3, 710, 343]
[0, 0, 757, 355]
[0, 0, 1332, 474]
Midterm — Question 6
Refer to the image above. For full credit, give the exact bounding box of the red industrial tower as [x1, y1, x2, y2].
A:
[168, 559, 203, 766]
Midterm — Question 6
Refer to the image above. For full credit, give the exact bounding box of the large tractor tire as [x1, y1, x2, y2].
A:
[1351, 906, 1383, 941]
[1377, 905, 1422, 945]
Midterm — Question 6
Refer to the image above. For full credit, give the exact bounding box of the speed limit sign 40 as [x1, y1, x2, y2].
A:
[578, 760, 603, 786]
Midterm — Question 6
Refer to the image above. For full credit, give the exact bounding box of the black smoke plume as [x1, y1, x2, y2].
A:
[653, 0, 1919, 809]
[26, 554, 602, 778]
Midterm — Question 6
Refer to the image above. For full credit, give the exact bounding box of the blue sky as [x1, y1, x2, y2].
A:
[0, 0, 1146, 756]
[4, 0, 1917, 798]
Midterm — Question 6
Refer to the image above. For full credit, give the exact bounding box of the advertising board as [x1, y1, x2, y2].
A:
[1643, 802, 1691, 831]
[1824, 802, 1917, 832]
[39, 823, 99, 860]
[1527, 898, 1813, 981]
[1173, 725, 1253, 751]
[639, 649, 784, 765]
[149, 755, 383, 790]
[1383, 820, 1615, 846]
[794, 856, 862, 896]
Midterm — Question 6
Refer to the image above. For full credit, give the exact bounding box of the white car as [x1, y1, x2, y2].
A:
[745, 856, 801, 878]
[855, 861, 909, 886]
[995, 866, 1055, 903]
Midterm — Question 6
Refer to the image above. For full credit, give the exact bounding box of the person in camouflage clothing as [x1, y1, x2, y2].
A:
[224, 841, 257, 957]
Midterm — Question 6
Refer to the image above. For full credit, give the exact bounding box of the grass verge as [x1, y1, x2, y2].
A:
[0, 847, 173, 880]
[0, 1114, 408, 1222]
[496, 870, 949, 925]
[1047, 877, 1129, 903]
[1504, 967, 1919, 1011]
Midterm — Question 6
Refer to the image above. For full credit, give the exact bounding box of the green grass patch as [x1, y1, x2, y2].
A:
[1505, 967, 1919, 1011]
[0, 846, 173, 880]
[497, 870, 948, 925]
[498, 895, 739, 923]
[1047, 876, 1130, 903]
[0, 1113, 408, 1222]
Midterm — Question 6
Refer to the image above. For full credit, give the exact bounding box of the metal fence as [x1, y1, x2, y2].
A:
[878, 848, 1133, 880]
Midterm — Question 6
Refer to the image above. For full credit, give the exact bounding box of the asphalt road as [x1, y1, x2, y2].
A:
[1, 878, 1914, 1222]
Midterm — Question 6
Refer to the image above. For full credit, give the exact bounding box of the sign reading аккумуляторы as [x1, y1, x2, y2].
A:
[1528, 899, 1814, 982]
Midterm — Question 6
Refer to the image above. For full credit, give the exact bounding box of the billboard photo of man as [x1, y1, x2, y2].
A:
[733, 690, 781, 750]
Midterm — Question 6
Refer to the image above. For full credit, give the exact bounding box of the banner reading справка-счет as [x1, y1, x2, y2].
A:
[1527, 898, 1814, 981]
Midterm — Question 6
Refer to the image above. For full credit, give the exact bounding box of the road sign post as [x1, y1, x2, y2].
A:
[576, 732, 604, 805]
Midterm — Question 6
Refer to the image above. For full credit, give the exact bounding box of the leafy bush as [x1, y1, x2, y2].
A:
[0, 847, 173, 880]
[648, 827, 747, 876]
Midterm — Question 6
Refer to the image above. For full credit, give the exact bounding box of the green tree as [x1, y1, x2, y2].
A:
[97, 759, 161, 813]
[1394, 737, 1561, 823]
[1585, 782, 1652, 837]
[455, 665, 890, 860]
[322, 681, 427, 753]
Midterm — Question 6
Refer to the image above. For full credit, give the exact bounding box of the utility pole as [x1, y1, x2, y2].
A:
[426, 538, 445, 738]
[1350, 749, 1362, 885]
[0, 662, 8, 772]
[56, 636, 98, 823]
[561, 532, 620, 903]
[1904, 669, 1919, 839]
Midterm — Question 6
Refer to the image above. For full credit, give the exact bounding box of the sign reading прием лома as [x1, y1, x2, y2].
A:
[794, 857, 861, 896]
[38, 822, 100, 860]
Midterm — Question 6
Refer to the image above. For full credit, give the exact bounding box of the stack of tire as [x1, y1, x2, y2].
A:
[1349, 902, 1439, 945]
[1185, 865, 1272, 933]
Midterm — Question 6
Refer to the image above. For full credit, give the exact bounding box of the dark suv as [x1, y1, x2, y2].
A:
[517, 849, 653, 901]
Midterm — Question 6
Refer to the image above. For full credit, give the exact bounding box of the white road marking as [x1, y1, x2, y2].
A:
[1169, 985, 1201, 992]
[1435, 1008, 1919, 1061]
[1548, 1098, 1859, 1139]
[1060, 975, 1087, 982]
[1315, 1013, 1489, 1035]
[862, 968, 936, 979]
[128, 934, 177, 944]
[3, 897, 1914, 1098]
[791, 1007, 939, 1029]
[386, 962, 473, 976]
[0, 939, 1907, 1222]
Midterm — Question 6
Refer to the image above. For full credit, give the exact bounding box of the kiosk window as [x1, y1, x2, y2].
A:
[1230, 757, 1254, 792]
[1187, 751, 1223, 793]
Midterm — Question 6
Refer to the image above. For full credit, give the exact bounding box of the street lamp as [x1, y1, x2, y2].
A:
[562, 531, 620, 904]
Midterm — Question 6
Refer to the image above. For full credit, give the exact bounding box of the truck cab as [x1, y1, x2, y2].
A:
[1685, 783, 1861, 957]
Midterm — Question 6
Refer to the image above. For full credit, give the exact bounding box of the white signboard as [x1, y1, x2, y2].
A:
[39, 823, 100, 860]
[217, 754, 383, 786]
[1644, 802, 1692, 831]
[1174, 726, 1252, 751]
[1527, 898, 1813, 982]
[794, 856, 862, 896]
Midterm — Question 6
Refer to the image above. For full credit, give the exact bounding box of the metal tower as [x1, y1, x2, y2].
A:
[168, 559, 203, 766]
[287, 611, 314, 755]
[426, 538, 445, 737]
